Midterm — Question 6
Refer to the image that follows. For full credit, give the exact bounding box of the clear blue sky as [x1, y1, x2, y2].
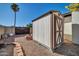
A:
[0, 3, 70, 27]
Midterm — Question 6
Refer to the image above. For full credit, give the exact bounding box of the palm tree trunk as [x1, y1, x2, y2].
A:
[14, 12, 16, 35]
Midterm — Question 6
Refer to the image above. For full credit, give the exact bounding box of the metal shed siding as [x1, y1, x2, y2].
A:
[33, 14, 52, 48]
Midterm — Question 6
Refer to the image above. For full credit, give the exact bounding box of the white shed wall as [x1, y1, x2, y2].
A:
[33, 14, 51, 48]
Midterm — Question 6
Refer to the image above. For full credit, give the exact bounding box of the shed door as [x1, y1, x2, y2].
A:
[52, 14, 64, 50]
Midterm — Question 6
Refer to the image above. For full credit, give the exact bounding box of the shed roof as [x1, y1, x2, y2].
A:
[32, 10, 59, 22]
[32, 10, 71, 22]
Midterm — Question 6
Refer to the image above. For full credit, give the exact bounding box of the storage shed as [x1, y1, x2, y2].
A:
[32, 10, 64, 50]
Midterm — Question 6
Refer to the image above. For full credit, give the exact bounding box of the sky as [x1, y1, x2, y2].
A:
[0, 3, 70, 27]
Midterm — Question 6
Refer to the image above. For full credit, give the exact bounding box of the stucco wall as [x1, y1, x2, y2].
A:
[33, 14, 51, 48]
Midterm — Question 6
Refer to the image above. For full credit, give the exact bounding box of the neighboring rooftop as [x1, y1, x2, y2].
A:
[63, 12, 71, 17]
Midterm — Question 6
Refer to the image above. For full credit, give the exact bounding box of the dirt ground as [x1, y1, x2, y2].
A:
[15, 34, 79, 56]
[15, 35, 63, 56]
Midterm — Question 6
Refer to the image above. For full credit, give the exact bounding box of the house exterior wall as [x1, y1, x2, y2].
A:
[72, 11, 79, 24]
[72, 24, 79, 44]
[33, 14, 52, 48]
[72, 11, 79, 44]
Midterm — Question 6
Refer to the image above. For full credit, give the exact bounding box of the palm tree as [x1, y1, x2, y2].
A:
[11, 3, 19, 35]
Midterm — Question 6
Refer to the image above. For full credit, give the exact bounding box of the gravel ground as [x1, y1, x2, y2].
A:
[0, 37, 14, 56]
[0, 44, 14, 56]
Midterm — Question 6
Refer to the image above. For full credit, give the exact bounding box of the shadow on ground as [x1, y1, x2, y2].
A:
[54, 40, 79, 56]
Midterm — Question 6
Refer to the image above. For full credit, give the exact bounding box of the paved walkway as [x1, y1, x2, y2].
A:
[55, 38, 79, 56]
[15, 35, 62, 56]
